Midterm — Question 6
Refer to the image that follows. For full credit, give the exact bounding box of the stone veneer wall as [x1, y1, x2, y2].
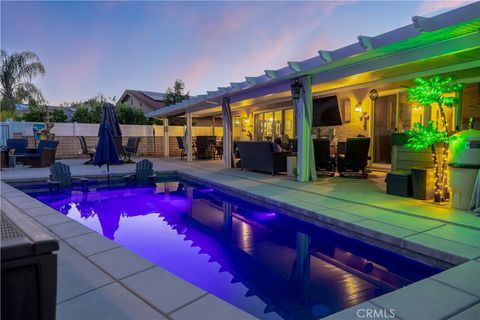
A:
[24, 136, 183, 159]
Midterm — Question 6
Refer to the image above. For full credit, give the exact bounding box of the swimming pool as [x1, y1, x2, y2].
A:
[23, 179, 441, 319]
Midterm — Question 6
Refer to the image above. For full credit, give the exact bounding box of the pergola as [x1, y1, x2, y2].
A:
[146, 2, 480, 182]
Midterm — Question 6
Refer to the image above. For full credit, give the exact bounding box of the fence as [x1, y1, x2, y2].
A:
[0, 121, 223, 159]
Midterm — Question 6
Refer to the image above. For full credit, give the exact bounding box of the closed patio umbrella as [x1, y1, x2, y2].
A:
[98, 102, 122, 137]
[94, 122, 121, 173]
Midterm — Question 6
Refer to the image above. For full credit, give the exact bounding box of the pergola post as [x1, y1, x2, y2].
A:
[222, 97, 232, 168]
[163, 117, 169, 159]
[186, 112, 193, 162]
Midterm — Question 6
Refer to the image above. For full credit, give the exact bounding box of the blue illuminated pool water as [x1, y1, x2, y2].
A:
[25, 180, 441, 319]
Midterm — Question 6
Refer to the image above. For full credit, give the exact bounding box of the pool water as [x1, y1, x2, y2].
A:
[25, 180, 441, 319]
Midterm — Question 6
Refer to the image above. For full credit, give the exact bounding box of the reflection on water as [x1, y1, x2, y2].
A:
[33, 181, 441, 319]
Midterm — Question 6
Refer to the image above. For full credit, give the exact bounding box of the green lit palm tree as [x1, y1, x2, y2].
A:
[405, 76, 463, 202]
[0, 49, 46, 111]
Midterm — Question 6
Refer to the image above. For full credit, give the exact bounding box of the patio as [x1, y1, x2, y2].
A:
[2, 157, 479, 319]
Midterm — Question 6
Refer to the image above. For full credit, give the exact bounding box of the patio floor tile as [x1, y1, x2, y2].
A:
[432, 261, 480, 297]
[89, 247, 155, 280]
[57, 241, 114, 303]
[65, 232, 120, 257]
[50, 221, 95, 239]
[121, 267, 206, 314]
[448, 303, 480, 320]
[169, 294, 256, 320]
[57, 282, 167, 320]
[371, 278, 478, 320]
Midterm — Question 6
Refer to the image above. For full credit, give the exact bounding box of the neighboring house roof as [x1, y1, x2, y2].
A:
[119, 90, 165, 110]
[146, 2, 480, 118]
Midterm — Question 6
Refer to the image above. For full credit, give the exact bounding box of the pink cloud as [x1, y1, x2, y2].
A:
[181, 57, 217, 91]
[53, 45, 104, 100]
[416, 0, 474, 15]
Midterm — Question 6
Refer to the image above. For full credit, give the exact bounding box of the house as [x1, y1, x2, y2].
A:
[146, 2, 480, 177]
[118, 90, 165, 113]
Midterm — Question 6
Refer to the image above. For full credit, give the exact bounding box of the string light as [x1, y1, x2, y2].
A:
[404, 75, 463, 203]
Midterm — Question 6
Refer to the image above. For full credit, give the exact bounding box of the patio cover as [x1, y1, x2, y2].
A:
[145, 2, 480, 119]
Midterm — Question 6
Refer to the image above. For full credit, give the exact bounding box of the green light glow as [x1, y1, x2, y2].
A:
[405, 121, 448, 151]
[404, 75, 464, 203]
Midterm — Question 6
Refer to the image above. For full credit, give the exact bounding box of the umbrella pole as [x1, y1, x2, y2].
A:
[107, 164, 110, 187]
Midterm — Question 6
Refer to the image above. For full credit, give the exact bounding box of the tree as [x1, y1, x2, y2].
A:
[164, 79, 190, 106]
[23, 104, 46, 122]
[52, 108, 68, 123]
[71, 105, 91, 123]
[71, 94, 105, 123]
[116, 102, 148, 125]
[404, 76, 463, 202]
[163, 79, 189, 126]
[0, 50, 46, 111]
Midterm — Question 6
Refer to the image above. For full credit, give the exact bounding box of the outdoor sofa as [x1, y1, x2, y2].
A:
[236, 141, 291, 175]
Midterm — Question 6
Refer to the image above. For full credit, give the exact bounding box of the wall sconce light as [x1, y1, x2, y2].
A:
[369, 89, 379, 101]
[291, 79, 303, 100]
[354, 103, 362, 112]
[360, 112, 370, 130]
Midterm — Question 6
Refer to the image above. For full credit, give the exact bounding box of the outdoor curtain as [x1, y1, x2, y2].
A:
[469, 169, 480, 216]
[291, 76, 317, 182]
[222, 97, 233, 168]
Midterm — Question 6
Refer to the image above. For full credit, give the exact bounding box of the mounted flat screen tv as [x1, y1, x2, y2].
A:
[312, 96, 342, 126]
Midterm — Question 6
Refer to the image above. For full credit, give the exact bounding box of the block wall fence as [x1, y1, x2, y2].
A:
[1, 122, 222, 159]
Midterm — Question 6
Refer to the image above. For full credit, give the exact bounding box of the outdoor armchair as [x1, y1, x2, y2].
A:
[176, 137, 186, 159]
[124, 159, 156, 185]
[337, 137, 371, 177]
[26, 140, 59, 167]
[313, 139, 335, 176]
[6, 138, 28, 155]
[122, 137, 141, 164]
[78, 136, 95, 165]
[47, 161, 90, 191]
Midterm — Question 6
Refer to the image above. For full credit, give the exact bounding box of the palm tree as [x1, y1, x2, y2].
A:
[0, 49, 46, 111]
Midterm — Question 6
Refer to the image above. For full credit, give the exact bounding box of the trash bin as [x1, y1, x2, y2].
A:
[1, 209, 59, 320]
[448, 129, 480, 209]
[411, 167, 434, 200]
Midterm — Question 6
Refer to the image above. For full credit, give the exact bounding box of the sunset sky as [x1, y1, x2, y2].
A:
[1, 0, 473, 105]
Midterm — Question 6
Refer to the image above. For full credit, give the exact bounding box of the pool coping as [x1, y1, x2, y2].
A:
[0, 181, 257, 320]
[2, 170, 480, 319]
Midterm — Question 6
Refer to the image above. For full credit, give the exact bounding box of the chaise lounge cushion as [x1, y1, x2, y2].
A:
[236, 141, 291, 175]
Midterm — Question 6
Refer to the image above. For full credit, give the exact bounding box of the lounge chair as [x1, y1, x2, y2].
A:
[176, 137, 186, 160]
[236, 141, 292, 175]
[313, 139, 335, 176]
[26, 140, 59, 167]
[122, 137, 141, 164]
[78, 136, 95, 165]
[47, 162, 89, 191]
[124, 159, 156, 185]
[7, 138, 28, 155]
[337, 137, 371, 177]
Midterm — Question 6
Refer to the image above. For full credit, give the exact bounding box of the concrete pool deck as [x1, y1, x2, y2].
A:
[1, 157, 479, 319]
